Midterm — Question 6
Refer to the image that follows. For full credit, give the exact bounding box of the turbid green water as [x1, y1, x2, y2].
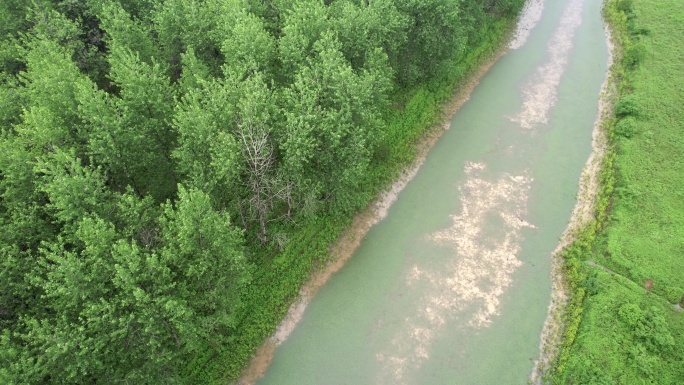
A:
[257, 0, 608, 384]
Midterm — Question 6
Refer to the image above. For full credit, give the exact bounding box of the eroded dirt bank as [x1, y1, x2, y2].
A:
[529, 22, 616, 384]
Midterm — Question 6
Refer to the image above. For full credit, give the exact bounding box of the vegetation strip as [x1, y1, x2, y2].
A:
[545, 0, 684, 383]
[531, 16, 614, 384]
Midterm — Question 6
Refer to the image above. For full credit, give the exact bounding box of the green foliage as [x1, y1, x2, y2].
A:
[328, 0, 409, 71]
[614, 94, 641, 117]
[13, 216, 185, 384]
[281, 31, 390, 213]
[0, 0, 34, 38]
[624, 43, 646, 69]
[393, 0, 466, 85]
[171, 73, 243, 212]
[557, 272, 684, 384]
[614, 116, 637, 138]
[160, 186, 251, 346]
[616, 0, 634, 14]
[95, 1, 159, 66]
[152, 0, 222, 77]
[78, 36, 178, 201]
[214, 1, 276, 78]
[19, 37, 90, 151]
[278, 0, 330, 81]
[0, 188, 250, 383]
[35, 149, 114, 233]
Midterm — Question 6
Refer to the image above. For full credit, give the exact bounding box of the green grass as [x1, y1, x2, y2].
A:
[560, 267, 684, 383]
[551, 0, 684, 383]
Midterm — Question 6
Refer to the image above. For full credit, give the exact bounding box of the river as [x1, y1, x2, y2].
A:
[254, 0, 609, 383]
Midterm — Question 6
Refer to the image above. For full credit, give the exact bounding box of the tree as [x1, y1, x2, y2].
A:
[280, 31, 390, 213]
[77, 38, 178, 201]
[34, 148, 114, 239]
[2, 184, 250, 383]
[19, 36, 91, 153]
[12, 216, 186, 384]
[394, 0, 465, 85]
[160, 185, 250, 345]
[213, 0, 276, 79]
[0, 133, 54, 252]
[278, 0, 329, 82]
[152, 0, 223, 79]
[0, 33, 93, 257]
[0, 74, 23, 130]
[328, 0, 408, 72]
[0, 0, 35, 40]
[235, 73, 279, 241]
[171, 75, 241, 209]
[92, 1, 159, 66]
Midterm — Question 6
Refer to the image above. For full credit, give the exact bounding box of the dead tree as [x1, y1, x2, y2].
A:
[237, 116, 274, 243]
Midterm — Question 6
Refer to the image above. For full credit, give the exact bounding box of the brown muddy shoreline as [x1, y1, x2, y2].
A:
[235, 31, 515, 385]
[529, 20, 617, 384]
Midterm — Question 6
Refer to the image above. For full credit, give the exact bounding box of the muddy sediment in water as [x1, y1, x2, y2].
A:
[376, 163, 536, 384]
[529, 22, 616, 384]
[509, 0, 545, 50]
[511, 0, 584, 129]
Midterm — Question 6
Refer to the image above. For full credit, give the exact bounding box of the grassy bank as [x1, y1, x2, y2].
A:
[191, 17, 518, 385]
[550, 0, 684, 383]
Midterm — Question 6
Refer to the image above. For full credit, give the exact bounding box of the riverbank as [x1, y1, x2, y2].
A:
[234, 13, 533, 385]
[228, 6, 552, 384]
[530, 16, 615, 384]
[545, 0, 684, 383]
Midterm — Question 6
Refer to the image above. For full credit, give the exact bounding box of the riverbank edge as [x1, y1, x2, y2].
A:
[233, 17, 522, 385]
[532, 0, 627, 382]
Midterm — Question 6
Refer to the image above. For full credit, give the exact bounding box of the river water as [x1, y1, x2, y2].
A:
[256, 0, 608, 383]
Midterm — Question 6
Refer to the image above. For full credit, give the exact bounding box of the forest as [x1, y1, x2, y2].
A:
[0, 0, 525, 383]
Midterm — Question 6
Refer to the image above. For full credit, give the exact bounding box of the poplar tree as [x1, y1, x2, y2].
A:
[78, 5, 178, 201]
[281, 31, 390, 213]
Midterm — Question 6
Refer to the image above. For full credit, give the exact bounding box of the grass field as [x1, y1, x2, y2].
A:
[552, 0, 684, 383]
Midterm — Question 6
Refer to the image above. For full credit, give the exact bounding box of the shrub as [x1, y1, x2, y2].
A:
[661, 285, 684, 304]
[617, 0, 634, 14]
[624, 43, 646, 68]
[615, 116, 637, 138]
[615, 94, 641, 117]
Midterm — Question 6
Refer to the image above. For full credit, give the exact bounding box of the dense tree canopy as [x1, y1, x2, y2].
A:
[0, 0, 524, 382]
